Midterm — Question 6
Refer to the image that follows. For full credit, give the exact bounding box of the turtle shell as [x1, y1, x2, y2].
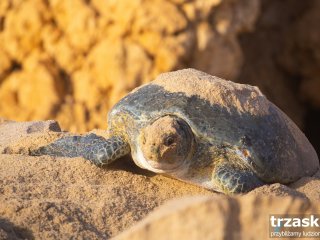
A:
[108, 69, 319, 183]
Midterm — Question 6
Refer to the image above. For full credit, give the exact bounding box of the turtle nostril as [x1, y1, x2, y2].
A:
[164, 136, 175, 146]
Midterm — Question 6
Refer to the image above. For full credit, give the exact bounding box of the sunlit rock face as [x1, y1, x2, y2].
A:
[0, 0, 260, 132]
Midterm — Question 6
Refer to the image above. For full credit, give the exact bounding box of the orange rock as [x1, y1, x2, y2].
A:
[50, 0, 98, 52]
[2, 0, 49, 61]
[0, 52, 64, 121]
[0, 0, 260, 132]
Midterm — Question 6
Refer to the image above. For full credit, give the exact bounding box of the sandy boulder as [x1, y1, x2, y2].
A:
[0, 120, 319, 238]
[115, 195, 320, 240]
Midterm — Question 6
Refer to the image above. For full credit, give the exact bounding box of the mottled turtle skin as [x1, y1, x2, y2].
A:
[31, 69, 319, 194]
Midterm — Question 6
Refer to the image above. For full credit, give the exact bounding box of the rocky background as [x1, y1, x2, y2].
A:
[1, 0, 319, 154]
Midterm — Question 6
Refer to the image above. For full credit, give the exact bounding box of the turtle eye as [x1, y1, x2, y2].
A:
[164, 135, 175, 146]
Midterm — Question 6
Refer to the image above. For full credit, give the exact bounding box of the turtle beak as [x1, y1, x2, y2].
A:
[133, 143, 187, 174]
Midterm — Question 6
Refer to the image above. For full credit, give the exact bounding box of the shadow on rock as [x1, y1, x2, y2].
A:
[0, 218, 34, 240]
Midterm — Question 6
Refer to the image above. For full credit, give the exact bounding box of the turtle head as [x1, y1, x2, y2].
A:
[136, 115, 194, 174]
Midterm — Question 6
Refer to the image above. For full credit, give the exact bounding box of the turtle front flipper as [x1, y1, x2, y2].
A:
[212, 162, 264, 194]
[30, 133, 130, 166]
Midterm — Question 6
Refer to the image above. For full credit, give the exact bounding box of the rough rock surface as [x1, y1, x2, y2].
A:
[0, 0, 260, 132]
[0, 120, 319, 238]
[115, 195, 320, 240]
[1, 0, 320, 154]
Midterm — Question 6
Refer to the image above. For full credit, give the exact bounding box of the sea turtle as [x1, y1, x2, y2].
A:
[30, 69, 319, 194]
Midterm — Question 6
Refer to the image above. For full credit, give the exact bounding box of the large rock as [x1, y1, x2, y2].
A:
[0, 120, 319, 238]
[115, 195, 320, 240]
[0, 121, 213, 238]
[1, 0, 320, 156]
[0, 0, 260, 132]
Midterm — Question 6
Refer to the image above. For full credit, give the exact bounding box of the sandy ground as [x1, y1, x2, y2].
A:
[0, 120, 319, 239]
[116, 194, 320, 240]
